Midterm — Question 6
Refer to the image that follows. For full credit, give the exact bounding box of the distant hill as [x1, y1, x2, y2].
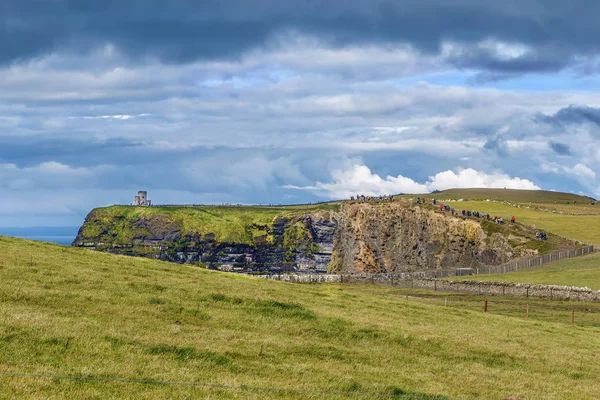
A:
[422, 188, 596, 203]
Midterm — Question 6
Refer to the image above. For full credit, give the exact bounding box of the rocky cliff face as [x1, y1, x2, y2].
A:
[73, 202, 537, 274]
[73, 208, 338, 273]
[330, 202, 514, 274]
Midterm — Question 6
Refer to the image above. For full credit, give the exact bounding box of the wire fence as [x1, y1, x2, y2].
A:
[397, 291, 600, 327]
[344, 245, 597, 280]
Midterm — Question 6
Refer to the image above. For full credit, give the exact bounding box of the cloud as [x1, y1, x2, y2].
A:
[549, 141, 572, 156]
[285, 164, 540, 199]
[3, 6, 600, 225]
[3, 0, 600, 75]
[541, 162, 597, 181]
[536, 105, 600, 128]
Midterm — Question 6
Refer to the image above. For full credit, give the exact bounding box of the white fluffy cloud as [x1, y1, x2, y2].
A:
[286, 164, 540, 198]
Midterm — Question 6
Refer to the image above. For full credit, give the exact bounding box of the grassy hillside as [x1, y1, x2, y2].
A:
[429, 200, 600, 245]
[424, 188, 596, 203]
[453, 252, 600, 290]
[80, 203, 339, 245]
[2, 236, 600, 399]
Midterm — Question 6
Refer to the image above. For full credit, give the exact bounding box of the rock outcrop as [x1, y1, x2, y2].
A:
[73, 201, 545, 274]
[330, 202, 515, 273]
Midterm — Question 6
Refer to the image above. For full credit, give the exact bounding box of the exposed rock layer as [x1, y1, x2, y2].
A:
[73, 202, 535, 273]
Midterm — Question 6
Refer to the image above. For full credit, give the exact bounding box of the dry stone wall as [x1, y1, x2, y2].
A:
[263, 273, 600, 302]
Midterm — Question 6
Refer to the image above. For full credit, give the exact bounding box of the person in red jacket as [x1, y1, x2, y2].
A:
[511, 216, 516, 223]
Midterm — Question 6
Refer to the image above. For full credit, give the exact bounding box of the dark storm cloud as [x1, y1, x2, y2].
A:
[483, 137, 508, 157]
[3, 0, 600, 73]
[549, 141, 572, 156]
[536, 105, 600, 128]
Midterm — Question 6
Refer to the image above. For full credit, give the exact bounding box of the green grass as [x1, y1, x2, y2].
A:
[81, 203, 339, 245]
[423, 188, 596, 204]
[453, 252, 600, 290]
[439, 200, 600, 245]
[2, 236, 600, 399]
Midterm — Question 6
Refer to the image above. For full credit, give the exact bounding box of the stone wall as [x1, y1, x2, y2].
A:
[263, 273, 600, 301]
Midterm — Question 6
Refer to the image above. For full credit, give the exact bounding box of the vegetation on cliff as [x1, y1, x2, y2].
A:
[2, 236, 600, 399]
[79, 203, 339, 245]
[74, 192, 587, 274]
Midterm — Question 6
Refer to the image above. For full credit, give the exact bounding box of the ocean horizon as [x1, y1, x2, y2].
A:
[0, 227, 79, 246]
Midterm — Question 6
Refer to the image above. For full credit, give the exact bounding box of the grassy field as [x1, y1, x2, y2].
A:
[422, 188, 596, 204]
[81, 203, 339, 245]
[435, 200, 600, 245]
[2, 236, 600, 399]
[452, 252, 600, 290]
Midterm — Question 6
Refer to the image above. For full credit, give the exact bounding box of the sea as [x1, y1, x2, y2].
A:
[0, 227, 79, 246]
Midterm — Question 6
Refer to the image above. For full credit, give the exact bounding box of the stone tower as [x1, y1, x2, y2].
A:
[134, 191, 151, 206]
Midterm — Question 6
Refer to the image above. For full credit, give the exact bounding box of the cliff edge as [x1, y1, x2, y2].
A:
[73, 201, 568, 274]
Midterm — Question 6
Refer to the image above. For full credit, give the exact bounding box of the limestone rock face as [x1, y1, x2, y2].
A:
[73, 202, 529, 274]
[330, 202, 514, 274]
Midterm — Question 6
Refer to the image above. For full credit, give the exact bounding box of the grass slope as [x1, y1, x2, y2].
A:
[2, 236, 600, 399]
[435, 200, 600, 245]
[454, 252, 600, 290]
[426, 188, 596, 203]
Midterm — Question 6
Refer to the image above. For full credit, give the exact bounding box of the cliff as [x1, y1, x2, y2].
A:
[73, 201, 567, 274]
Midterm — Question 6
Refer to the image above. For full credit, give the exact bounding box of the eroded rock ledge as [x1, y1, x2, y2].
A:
[73, 201, 556, 274]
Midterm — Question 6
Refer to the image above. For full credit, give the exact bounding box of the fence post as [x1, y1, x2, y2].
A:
[484, 300, 488, 312]
[571, 309, 575, 325]
[526, 304, 529, 320]
[434, 280, 437, 291]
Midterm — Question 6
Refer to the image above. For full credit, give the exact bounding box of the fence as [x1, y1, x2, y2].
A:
[262, 274, 600, 302]
[260, 245, 596, 282]
[475, 245, 596, 275]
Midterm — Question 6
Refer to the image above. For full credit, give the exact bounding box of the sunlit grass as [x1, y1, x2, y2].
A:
[1, 236, 600, 399]
[453, 252, 600, 290]
[441, 201, 600, 245]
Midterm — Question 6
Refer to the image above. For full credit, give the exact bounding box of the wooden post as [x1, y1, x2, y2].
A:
[445, 297, 447, 307]
[434, 280, 437, 291]
[571, 309, 575, 326]
[484, 300, 488, 313]
[526, 304, 529, 320]
[502, 286, 505, 296]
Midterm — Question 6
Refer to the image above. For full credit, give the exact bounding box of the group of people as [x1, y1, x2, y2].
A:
[536, 231, 548, 241]
[351, 194, 394, 202]
[420, 198, 517, 224]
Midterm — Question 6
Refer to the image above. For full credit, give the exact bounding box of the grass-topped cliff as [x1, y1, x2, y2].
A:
[73, 194, 582, 274]
[2, 236, 600, 399]
[79, 203, 340, 245]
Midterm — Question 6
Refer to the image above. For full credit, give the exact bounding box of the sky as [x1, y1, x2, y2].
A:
[2, 0, 600, 227]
